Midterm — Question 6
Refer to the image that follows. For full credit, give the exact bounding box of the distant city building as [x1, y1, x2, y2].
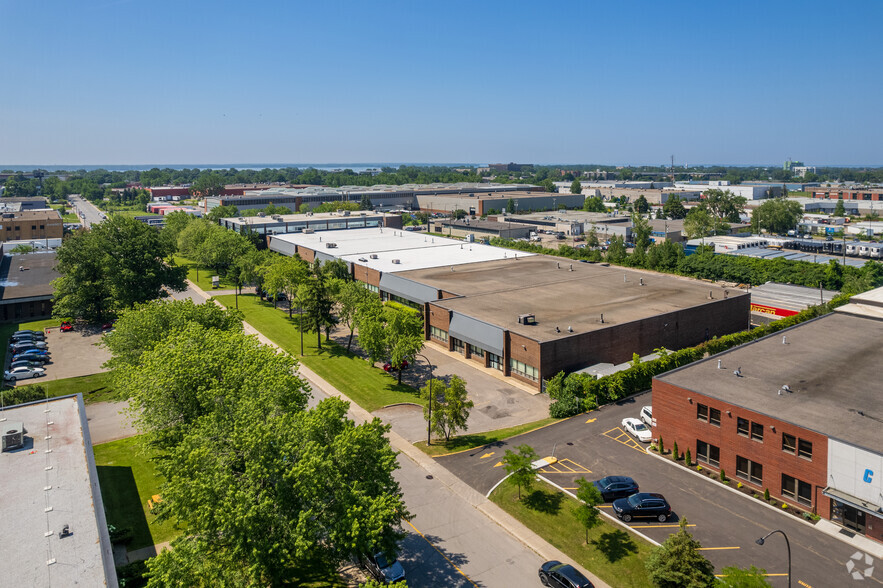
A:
[784, 159, 805, 171]
[808, 187, 883, 202]
[489, 162, 531, 172]
[792, 166, 817, 178]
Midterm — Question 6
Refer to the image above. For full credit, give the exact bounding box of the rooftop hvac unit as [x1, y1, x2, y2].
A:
[1, 422, 25, 452]
[303, 229, 314, 234]
[369, 254, 379, 259]
[325, 242, 337, 248]
[518, 313, 536, 325]
[391, 259, 401, 264]
[271, 215, 282, 220]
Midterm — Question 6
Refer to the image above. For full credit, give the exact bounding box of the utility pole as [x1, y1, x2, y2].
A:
[670, 155, 675, 185]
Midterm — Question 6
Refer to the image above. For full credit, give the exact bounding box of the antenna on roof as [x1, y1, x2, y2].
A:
[733, 367, 742, 377]
[782, 336, 787, 344]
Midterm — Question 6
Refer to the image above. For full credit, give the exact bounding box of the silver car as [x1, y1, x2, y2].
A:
[4, 366, 46, 381]
[640, 405, 652, 427]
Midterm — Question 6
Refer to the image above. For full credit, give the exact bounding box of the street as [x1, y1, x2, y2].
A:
[68, 194, 106, 228]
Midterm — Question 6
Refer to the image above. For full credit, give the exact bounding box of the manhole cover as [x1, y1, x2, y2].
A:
[566, 442, 574, 446]
[426, 475, 434, 480]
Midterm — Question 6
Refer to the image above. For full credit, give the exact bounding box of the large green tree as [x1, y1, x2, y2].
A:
[662, 195, 687, 219]
[583, 196, 606, 213]
[704, 189, 746, 223]
[52, 215, 186, 322]
[573, 478, 603, 543]
[189, 173, 226, 198]
[833, 198, 846, 217]
[502, 444, 538, 500]
[205, 204, 239, 223]
[299, 260, 337, 350]
[570, 179, 582, 194]
[750, 198, 803, 234]
[423, 375, 473, 442]
[385, 305, 424, 384]
[336, 281, 376, 352]
[645, 518, 715, 588]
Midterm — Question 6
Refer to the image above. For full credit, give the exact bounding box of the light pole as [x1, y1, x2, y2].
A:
[415, 352, 435, 446]
[756, 529, 791, 588]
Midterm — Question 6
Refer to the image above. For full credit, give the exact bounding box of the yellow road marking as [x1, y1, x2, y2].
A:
[601, 427, 647, 454]
[404, 518, 479, 587]
[479, 452, 495, 459]
[538, 458, 592, 474]
[633, 523, 696, 528]
[797, 581, 812, 587]
[494, 462, 503, 468]
[598, 505, 613, 508]
[586, 417, 597, 423]
[716, 573, 789, 578]
[698, 546, 741, 550]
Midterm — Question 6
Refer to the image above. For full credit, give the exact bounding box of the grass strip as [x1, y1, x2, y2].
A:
[415, 416, 560, 457]
[491, 477, 655, 588]
[173, 255, 237, 291]
[214, 294, 422, 412]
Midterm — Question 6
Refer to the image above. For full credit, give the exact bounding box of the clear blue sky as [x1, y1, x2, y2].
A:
[2, 0, 881, 166]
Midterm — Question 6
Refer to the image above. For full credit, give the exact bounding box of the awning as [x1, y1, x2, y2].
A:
[823, 487, 883, 518]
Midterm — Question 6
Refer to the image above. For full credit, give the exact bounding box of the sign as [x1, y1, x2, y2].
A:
[750, 303, 799, 317]
[864, 469, 874, 484]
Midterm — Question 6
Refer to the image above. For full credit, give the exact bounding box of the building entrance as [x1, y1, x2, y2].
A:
[832, 500, 867, 534]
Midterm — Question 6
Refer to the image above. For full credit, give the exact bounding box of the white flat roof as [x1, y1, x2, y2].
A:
[342, 241, 534, 273]
[0, 395, 116, 586]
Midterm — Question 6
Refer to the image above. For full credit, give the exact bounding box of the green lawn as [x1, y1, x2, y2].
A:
[93, 436, 181, 550]
[491, 478, 655, 588]
[45, 372, 117, 403]
[415, 416, 561, 457]
[173, 255, 237, 291]
[214, 294, 422, 411]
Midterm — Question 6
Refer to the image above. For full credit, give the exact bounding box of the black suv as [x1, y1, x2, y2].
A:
[539, 561, 594, 588]
[612, 492, 671, 522]
[591, 476, 639, 501]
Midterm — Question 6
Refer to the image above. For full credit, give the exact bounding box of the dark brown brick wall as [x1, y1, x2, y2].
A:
[652, 379, 830, 516]
[352, 264, 381, 288]
[296, 245, 316, 263]
[540, 294, 750, 377]
[507, 331, 542, 388]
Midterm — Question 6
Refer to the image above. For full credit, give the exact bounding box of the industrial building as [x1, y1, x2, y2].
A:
[0, 395, 117, 585]
[415, 190, 583, 216]
[0, 196, 51, 212]
[220, 210, 403, 236]
[429, 218, 534, 240]
[652, 287, 883, 543]
[0, 250, 59, 322]
[808, 186, 883, 202]
[748, 282, 839, 324]
[205, 183, 542, 213]
[270, 228, 750, 390]
[0, 209, 63, 243]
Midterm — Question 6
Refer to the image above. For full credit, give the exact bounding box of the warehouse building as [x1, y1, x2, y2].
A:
[652, 287, 883, 543]
[270, 229, 749, 389]
[429, 218, 533, 240]
[0, 250, 59, 322]
[414, 190, 583, 216]
[1, 395, 117, 586]
[748, 282, 839, 324]
[220, 210, 402, 236]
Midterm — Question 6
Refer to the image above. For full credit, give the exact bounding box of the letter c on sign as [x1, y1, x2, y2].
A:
[863, 469, 874, 483]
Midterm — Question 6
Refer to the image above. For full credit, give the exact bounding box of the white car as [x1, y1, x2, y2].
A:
[622, 417, 652, 443]
[4, 366, 46, 381]
[640, 405, 653, 427]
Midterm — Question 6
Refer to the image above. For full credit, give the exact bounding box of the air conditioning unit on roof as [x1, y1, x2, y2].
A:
[2, 422, 25, 452]
[369, 254, 379, 259]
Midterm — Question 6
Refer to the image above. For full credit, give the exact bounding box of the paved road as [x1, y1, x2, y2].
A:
[86, 400, 137, 444]
[438, 392, 880, 588]
[69, 194, 105, 228]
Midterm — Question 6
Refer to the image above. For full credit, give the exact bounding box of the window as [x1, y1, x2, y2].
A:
[751, 421, 764, 442]
[31, 225, 36, 230]
[782, 474, 812, 506]
[509, 358, 538, 381]
[39, 224, 44, 229]
[430, 326, 448, 342]
[798, 439, 813, 460]
[782, 433, 796, 454]
[451, 338, 464, 353]
[697, 404, 708, 422]
[468, 344, 484, 358]
[736, 456, 763, 485]
[737, 417, 749, 437]
[487, 352, 503, 371]
[709, 407, 721, 427]
[365, 284, 379, 293]
[696, 440, 720, 468]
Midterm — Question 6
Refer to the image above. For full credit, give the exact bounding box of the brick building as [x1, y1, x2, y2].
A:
[0, 209, 63, 243]
[652, 289, 883, 543]
[808, 187, 883, 202]
[0, 250, 59, 322]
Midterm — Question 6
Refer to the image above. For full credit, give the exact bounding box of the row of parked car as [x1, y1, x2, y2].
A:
[4, 330, 51, 382]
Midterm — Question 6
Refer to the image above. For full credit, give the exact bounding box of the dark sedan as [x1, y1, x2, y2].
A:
[591, 475, 639, 501]
[12, 353, 50, 364]
[539, 561, 593, 588]
[612, 492, 671, 523]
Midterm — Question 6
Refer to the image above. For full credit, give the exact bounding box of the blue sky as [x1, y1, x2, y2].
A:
[2, 0, 881, 166]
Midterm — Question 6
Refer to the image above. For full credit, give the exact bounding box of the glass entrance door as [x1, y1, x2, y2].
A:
[832, 500, 867, 534]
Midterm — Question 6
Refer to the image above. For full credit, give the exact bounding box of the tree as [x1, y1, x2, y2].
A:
[570, 179, 582, 195]
[583, 196, 606, 213]
[634, 194, 650, 214]
[52, 215, 186, 322]
[586, 228, 599, 248]
[299, 260, 336, 350]
[189, 173, 226, 198]
[263, 255, 309, 315]
[631, 213, 651, 254]
[194, 224, 253, 276]
[359, 194, 374, 211]
[750, 199, 803, 235]
[337, 281, 375, 352]
[452, 208, 467, 220]
[573, 478, 603, 543]
[662, 195, 687, 219]
[606, 235, 628, 263]
[833, 197, 846, 217]
[114, 325, 407, 586]
[102, 299, 243, 371]
[505, 198, 515, 214]
[424, 375, 473, 442]
[205, 204, 239, 223]
[684, 206, 716, 242]
[718, 565, 772, 587]
[645, 518, 715, 588]
[160, 210, 195, 252]
[385, 305, 424, 384]
[502, 444, 538, 499]
[704, 189, 746, 223]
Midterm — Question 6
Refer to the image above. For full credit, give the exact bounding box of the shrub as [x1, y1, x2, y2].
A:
[673, 440, 679, 461]
[549, 393, 581, 418]
[657, 437, 664, 454]
[2, 384, 48, 406]
[719, 469, 727, 482]
[684, 447, 691, 466]
[764, 488, 770, 501]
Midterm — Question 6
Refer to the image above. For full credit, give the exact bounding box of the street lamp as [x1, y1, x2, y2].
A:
[415, 352, 435, 446]
[756, 529, 791, 588]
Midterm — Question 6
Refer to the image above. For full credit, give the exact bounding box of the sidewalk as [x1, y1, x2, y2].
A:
[199, 279, 610, 588]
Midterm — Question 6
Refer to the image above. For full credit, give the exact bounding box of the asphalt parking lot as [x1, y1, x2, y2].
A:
[437, 392, 874, 588]
[7, 326, 110, 384]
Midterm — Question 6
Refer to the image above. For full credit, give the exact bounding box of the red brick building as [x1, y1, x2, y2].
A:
[808, 187, 883, 202]
[652, 293, 883, 544]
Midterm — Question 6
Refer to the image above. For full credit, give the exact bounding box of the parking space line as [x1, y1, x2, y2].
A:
[632, 523, 696, 528]
[601, 427, 648, 454]
[698, 546, 740, 550]
[797, 580, 813, 587]
[538, 458, 592, 475]
[404, 517, 479, 587]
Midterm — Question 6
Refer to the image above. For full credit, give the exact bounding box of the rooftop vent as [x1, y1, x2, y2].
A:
[358, 257, 368, 262]
[369, 254, 379, 259]
[1, 422, 25, 452]
[325, 242, 337, 249]
[303, 229, 314, 234]
[518, 313, 536, 325]
[391, 259, 401, 264]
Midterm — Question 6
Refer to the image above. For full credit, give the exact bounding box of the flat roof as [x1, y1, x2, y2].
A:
[342, 242, 532, 273]
[223, 211, 396, 226]
[656, 312, 883, 450]
[0, 252, 59, 301]
[398, 256, 741, 342]
[0, 209, 62, 221]
[222, 182, 540, 200]
[0, 395, 116, 586]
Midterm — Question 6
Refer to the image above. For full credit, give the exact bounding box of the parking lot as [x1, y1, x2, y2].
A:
[6, 326, 110, 384]
[437, 392, 872, 587]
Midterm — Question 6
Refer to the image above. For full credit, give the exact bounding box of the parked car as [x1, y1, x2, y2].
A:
[4, 366, 46, 381]
[11, 331, 45, 342]
[364, 551, 405, 584]
[612, 492, 671, 523]
[591, 476, 639, 502]
[621, 417, 651, 443]
[538, 560, 594, 588]
[11, 346, 49, 358]
[383, 360, 409, 372]
[640, 405, 653, 427]
[60, 322, 74, 332]
[10, 360, 43, 370]
[10, 341, 48, 351]
[12, 330, 41, 337]
[12, 352, 50, 364]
